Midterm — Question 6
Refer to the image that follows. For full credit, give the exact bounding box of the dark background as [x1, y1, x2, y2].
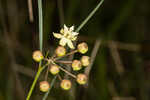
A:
[0, 0, 150, 100]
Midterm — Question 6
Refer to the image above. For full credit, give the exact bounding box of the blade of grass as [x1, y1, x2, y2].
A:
[28, 0, 34, 22]
[26, 0, 43, 99]
[75, 0, 104, 32]
[42, 75, 57, 100]
[38, 0, 43, 51]
[84, 39, 101, 79]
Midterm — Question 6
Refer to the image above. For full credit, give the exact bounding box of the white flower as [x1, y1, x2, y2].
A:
[53, 24, 79, 49]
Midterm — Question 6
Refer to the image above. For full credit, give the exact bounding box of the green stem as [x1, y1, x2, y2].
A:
[38, 0, 43, 51]
[26, 67, 43, 100]
[26, 62, 49, 100]
[75, 0, 104, 32]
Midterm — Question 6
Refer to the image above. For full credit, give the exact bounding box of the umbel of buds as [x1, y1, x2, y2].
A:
[32, 50, 44, 62]
[49, 65, 60, 75]
[81, 56, 90, 66]
[76, 74, 87, 85]
[72, 60, 82, 71]
[77, 42, 88, 54]
[31, 25, 91, 92]
[39, 81, 50, 92]
[55, 46, 66, 57]
[60, 79, 72, 90]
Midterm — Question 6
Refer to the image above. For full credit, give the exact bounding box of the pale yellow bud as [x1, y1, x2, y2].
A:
[77, 42, 88, 54]
[81, 56, 90, 66]
[72, 60, 82, 71]
[39, 81, 50, 92]
[32, 50, 44, 62]
[76, 74, 87, 85]
[49, 65, 60, 75]
[60, 79, 72, 90]
[55, 46, 66, 57]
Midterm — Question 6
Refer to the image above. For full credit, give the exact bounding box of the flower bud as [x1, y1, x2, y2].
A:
[39, 81, 50, 92]
[76, 74, 87, 85]
[32, 50, 44, 62]
[49, 65, 60, 75]
[77, 42, 88, 54]
[55, 46, 66, 57]
[81, 56, 90, 66]
[72, 60, 82, 71]
[60, 79, 72, 90]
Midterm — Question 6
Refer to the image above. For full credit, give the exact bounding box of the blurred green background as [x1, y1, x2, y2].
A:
[0, 0, 150, 100]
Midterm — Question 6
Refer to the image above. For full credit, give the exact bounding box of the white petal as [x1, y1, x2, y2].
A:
[67, 40, 74, 49]
[64, 24, 68, 33]
[72, 32, 79, 36]
[69, 26, 74, 32]
[53, 33, 62, 38]
[59, 38, 67, 46]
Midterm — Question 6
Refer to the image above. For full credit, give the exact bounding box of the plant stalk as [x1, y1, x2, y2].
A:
[75, 0, 104, 32]
[26, 67, 43, 100]
[38, 0, 43, 51]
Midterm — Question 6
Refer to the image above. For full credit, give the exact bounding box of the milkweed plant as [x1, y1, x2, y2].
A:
[33, 25, 89, 91]
[26, 0, 104, 100]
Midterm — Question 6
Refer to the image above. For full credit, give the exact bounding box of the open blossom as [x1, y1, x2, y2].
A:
[53, 24, 79, 49]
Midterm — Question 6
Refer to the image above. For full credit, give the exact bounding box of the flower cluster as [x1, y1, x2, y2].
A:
[32, 25, 90, 92]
